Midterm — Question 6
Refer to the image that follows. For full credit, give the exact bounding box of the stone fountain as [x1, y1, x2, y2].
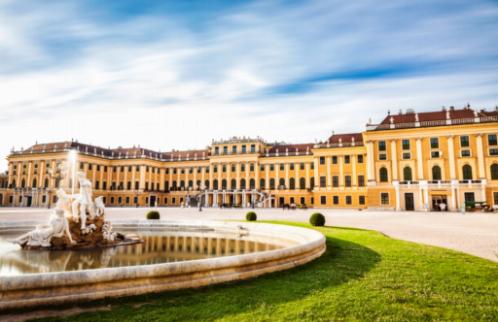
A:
[14, 168, 140, 250]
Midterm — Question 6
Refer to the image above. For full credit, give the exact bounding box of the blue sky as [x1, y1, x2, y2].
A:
[1, 0, 498, 170]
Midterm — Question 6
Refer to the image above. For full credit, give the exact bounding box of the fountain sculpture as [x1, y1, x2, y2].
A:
[14, 164, 140, 250]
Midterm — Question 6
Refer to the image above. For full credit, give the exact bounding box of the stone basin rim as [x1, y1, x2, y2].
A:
[0, 221, 326, 292]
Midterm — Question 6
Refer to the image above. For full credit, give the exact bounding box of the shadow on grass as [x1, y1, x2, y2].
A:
[27, 231, 381, 321]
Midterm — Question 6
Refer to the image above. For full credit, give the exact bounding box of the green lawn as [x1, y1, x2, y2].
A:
[36, 222, 498, 321]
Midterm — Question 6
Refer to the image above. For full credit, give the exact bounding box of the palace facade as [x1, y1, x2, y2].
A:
[1, 106, 497, 211]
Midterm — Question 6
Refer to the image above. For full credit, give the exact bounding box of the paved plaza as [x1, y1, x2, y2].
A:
[1, 207, 497, 262]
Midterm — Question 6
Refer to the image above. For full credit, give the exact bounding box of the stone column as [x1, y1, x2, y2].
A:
[236, 163, 241, 189]
[285, 163, 290, 189]
[313, 159, 319, 188]
[366, 141, 375, 185]
[416, 138, 424, 180]
[139, 165, 146, 189]
[352, 155, 357, 186]
[394, 181, 401, 211]
[326, 156, 331, 187]
[305, 162, 310, 189]
[339, 156, 344, 187]
[390, 140, 398, 181]
[476, 134, 486, 179]
[265, 164, 270, 190]
[447, 136, 456, 179]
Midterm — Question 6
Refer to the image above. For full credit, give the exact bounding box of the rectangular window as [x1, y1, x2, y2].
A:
[402, 139, 410, 150]
[332, 176, 339, 187]
[300, 163, 305, 170]
[242, 145, 247, 153]
[213, 166, 218, 173]
[431, 151, 441, 158]
[461, 149, 471, 157]
[279, 163, 284, 171]
[333, 196, 339, 205]
[223, 146, 228, 154]
[402, 152, 411, 160]
[214, 147, 219, 155]
[345, 176, 351, 187]
[290, 163, 294, 170]
[310, 162, 314, 170]
[488, 134, 497, 146]
[241, 164, 246, 171]
[357, 155, 364, 163]
[378, 141, 386, 151]
[319, 157, 325, 165]
[460, 135, 470, 147]
[344, 155, 350, 164]
[250, 144, 256, 153]
[320, 176, 326, 187]
[232, 145, 237, 153]
[270, 164, 275, 171]
[494, 192, 498, 205]
[430, 137, 439, 149]
[320, 196, 326, 205]
[359, 196, 365, 205]
[358, 175, 365, 187]
[222, 165, 226, 172]
[346, 196, 352, 205]
[250, 164, 255, 172]
[381, 192, 389, 205]
[379, 153, 387, 160]
[332, 156, 338, 164]
[490, 148, 498, 156]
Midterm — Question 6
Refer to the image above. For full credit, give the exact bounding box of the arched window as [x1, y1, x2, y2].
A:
[188, 180, 193, 188]
[44, 178, 49, 188]
[289, 178, 295, 190]
[11, 179, 16, 188]
[260, 178, 265, 189]
[221, 179, 227, 189]
[462, 165, 473, 180]
[432, 166, 442, 181]
[491, 164, 498, 180]
[279, 178, 285, 189]
[249, 179, 255, 189]
[379, 167, 388, 182]
[32, 178, 37, 188]
[270, 178, 275, 189]
[240, 179, 246, 189]
[21, 179, 26, 188]
[299, 177, 306, 189]
[403, 167, 412, 182]
[310, 177, 315, 188]
[213, 179, 219, 190]
[180, 180, 185, 188]
[204, 180, 209, 189]
[231, 179, 237, 189]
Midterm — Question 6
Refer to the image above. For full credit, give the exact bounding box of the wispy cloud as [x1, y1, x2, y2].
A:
[0, 0, 498, 170]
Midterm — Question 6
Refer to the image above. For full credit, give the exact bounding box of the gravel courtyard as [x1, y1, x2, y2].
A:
[1, 207, 497, 262]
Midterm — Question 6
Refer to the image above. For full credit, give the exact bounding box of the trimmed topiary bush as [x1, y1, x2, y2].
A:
[309, 212, 325, 226]
[146, 210, 160, 220]
[246, 211, 257, 221]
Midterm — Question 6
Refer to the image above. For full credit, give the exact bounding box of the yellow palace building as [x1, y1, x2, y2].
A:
[1, 106, 497, 211]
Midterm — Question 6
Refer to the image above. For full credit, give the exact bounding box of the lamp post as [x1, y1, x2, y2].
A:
[68, 150, 77, 198]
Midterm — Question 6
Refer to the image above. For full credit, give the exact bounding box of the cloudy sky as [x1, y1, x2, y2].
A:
[1, 0, 498, 171]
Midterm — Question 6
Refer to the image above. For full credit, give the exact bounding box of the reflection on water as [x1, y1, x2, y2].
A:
[0, 231, 282, 276]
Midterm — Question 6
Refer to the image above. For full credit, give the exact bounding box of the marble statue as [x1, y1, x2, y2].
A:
[15, 190, 75, 247]
[14, 169, 140, 250]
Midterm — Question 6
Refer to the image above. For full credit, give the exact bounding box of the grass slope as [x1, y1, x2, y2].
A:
[35, 222, 498, 321]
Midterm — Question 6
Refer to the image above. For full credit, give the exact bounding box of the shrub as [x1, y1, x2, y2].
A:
[246, 211, 257, 221]
[309, 212, 325, 227]
[146, 210, 160, 220]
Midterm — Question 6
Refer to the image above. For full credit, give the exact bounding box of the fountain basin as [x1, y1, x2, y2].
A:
[0, 221, 325, 310]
